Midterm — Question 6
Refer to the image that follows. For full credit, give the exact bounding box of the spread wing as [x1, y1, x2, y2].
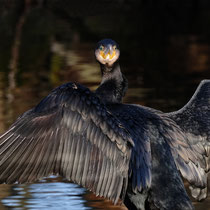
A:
[159, 114, 206, 186]
[167, 80, 210, 200]
[0, 82, 134, 204]
[157, 113, 207, 201]
[107, 104, 152, 193]
[168, 80, 210, 171]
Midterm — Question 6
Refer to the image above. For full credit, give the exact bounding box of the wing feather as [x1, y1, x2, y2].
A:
[158, 114, 207, 189]
[75, 136, 86, 184]
[0, 82, 133, 204]
[108, 163, 116, 199]
[104, 160, 113, 198]
[166, 80, 210, 200]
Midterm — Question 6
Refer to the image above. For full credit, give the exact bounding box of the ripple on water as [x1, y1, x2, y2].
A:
[1, 181, 91, 210]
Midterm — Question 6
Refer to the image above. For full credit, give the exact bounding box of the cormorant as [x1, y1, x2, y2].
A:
[0, 39, 209, 210]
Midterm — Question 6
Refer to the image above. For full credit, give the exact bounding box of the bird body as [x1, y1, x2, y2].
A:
[0, 39, 209, 210]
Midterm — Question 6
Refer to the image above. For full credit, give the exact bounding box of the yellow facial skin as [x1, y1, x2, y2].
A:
[100, 48, 116, 60]
[95, 45, 120, 67]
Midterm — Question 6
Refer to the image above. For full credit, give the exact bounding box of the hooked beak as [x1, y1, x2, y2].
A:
[100, 45, 116, 60]
[95, 43, 120, 67]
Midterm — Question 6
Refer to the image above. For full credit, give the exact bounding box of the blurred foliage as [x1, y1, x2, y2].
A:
[0, 1, 210, 209]
[49, 54, 64, 86]
[18, 7, 54, 84]
[0, 0, 210, 108]
[1, 0, 210, 76]
[0, 1, 22, 73]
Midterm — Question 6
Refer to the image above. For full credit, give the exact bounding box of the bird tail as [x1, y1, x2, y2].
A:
[168, 80, 210, 201]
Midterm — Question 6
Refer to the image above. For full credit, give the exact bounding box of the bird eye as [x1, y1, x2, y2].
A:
[99, 45, 104, 51]
[113, 45, 117, 50]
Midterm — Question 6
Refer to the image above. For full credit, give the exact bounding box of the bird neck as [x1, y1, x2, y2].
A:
[95, 62, 128, 104]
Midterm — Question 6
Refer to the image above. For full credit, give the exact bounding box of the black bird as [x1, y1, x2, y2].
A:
[0, 39, 209, 210]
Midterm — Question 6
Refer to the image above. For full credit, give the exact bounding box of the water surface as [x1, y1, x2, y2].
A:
[1, 1, 210, 209]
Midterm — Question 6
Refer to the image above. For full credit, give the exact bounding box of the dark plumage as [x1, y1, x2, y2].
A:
[0, 39, 209, 210]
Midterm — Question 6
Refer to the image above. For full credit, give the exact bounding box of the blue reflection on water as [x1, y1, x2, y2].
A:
[2, 178, 91, 210]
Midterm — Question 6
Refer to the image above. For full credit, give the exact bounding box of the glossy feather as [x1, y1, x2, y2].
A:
[0, 82, 133, 204]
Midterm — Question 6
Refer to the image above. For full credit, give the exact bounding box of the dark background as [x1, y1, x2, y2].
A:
[0, 0, 210, 209]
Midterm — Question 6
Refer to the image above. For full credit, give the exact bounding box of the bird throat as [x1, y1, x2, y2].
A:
[95, 62, 128, 104]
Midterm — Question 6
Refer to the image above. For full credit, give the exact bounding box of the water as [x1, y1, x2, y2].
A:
[0, 1, 210, 209]
[1, 177, 89, 210]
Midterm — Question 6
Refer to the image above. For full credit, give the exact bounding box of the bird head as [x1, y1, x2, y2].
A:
[95, 39, 120, 67]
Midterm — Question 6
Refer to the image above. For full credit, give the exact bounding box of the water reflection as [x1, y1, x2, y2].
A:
[0, 176, 126, 210]
[1, 1, 210, 209]
[1, 177, 90, 210]
[0, 40, 209, 209]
